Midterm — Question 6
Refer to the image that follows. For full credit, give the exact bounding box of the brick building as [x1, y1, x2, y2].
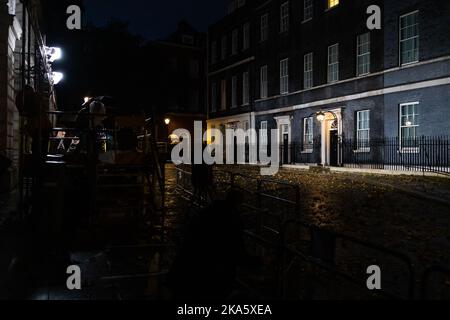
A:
[206, 0, 450, 167]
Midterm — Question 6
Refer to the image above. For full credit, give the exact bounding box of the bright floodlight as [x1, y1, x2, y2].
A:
[52, 72, 64, 85]
[45, 47, 62, 63]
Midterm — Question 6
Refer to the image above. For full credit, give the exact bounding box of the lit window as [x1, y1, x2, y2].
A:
[304, 0, 313, 21]
[280, 2, 289, 33]
[400, 11, 419, 65]
[280, 59, 289, 94]
[400, 103, 419, 148]
[242, 72, 250, 105]
[357, 33, 371, 76]
[327, 44, 339, 83]
[261, 14, 269, 41]
[303, 117, 314, 151]
[260, 65, 268, 98]
[304, 52, 313, 89]
[356, 110, 370, 149]
[328, 0, 339, 9]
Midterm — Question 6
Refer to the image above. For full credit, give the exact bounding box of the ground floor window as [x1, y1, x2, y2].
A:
[356, 110, 370, 150]
[400, 102, 419, 148]
[303, 117, 314, 152]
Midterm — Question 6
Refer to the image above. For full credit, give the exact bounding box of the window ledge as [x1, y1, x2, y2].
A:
[302, 18, 313, 24]
[399, 148, 420, 154]
[301, 150, 313, 154]
[325, 5, 339, 13]
[353, 148, 371, 154]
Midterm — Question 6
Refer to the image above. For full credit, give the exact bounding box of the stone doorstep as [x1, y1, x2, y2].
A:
[282, 164, 449, 178]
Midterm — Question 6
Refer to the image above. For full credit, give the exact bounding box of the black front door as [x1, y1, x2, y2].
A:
[283, 133, 289, 164]
[330, 130, 339, 167]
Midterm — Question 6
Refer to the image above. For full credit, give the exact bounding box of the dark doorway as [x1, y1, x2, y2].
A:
[283, 133, 289, 164]
[330, 130, 339, 167]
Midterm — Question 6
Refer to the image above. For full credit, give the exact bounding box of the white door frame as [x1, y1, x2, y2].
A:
[320, 108, 343, 166]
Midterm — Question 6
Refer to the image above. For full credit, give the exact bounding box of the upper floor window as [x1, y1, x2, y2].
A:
[232, 29, 238, 55]
[304, 52, 314, 89]
[261, 14, 269, 42]
[221, 80, 227, 110]
[211, 82, 217, 112]
[356, 110, 370, 149]
[211, 41, 217, 65]
[400, 11, 419, 65]
[221, 36, 227, 60]
[304, 0, 313, 21]
[280, 58, 289, 94]
[328, 0, 339, 9]
[243, 23, 250, 51]
[242, 72, 250, 105]
[231, 76, 238, 108]
[327, 44, 339, 83]
[280, 2, 289, 33]
[260, 65, 268, 99]
[357, 33, 371, 76]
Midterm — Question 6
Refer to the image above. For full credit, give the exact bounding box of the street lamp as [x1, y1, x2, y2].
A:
[164, 118, 171, 125]
[84, 97, 91, 104]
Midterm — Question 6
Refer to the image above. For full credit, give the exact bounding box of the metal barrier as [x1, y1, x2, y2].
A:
[281, 220, 415, 300]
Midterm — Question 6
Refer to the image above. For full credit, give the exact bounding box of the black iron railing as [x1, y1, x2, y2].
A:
[279, 136, 450, 175]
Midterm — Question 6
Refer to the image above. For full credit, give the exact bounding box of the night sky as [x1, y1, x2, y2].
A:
[84, 0, 229, 40]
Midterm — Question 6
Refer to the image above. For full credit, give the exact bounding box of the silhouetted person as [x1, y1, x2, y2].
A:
[191, 143, 214, 204]
[168, 191, 253, 300]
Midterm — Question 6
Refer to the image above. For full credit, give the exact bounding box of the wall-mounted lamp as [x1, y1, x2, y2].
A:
[316, 111, 326, 122]
[45, 47, 62, 63]
[165, 118, 171, 125]
[51, 72, 64, 85]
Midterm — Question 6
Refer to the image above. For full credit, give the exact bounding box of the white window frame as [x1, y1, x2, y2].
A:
[260, 14, 269, 42]
[357, 33, 371, 76]
[303, 117, 314, 153]
[242, 71, 250, 105]
[280, 59, 289, 95]
[280, 2, 289, 33]
[260, 65, 268, 99]
[243, 22, 250, 51]
[304, 52, 313, 89]
[260, 121, 268, 149]
[327, 43, 339, 83]
[231, 76, 238, 108]
[356, 110, 370, 152]
[303, 0, 313, 22]
[399, 11, 419, 66]
[399, 102, 420, 152]
[232, 29, 238, 55]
